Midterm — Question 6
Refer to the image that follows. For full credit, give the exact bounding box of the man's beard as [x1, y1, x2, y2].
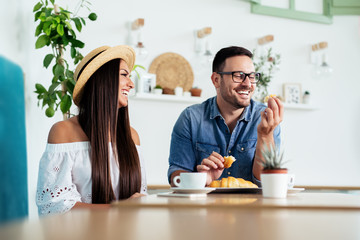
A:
[220, 87, 252, 109]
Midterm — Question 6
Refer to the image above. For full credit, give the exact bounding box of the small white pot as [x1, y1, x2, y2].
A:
[154, 88, 163, 95]
[261, 171, 288, 198]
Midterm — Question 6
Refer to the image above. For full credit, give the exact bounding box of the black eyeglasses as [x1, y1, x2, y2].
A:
[217, 71, 261, 84]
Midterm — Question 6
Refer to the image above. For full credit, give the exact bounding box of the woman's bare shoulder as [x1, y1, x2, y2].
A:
[130, 127, 140, 146]
[48, 116, 88, 143]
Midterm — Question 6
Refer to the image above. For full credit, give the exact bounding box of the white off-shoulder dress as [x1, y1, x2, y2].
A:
[36, 142, 147, 216]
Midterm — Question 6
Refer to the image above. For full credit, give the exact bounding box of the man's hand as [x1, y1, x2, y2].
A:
[253, 96, 283, 180]
[258, 96, 283, 137]
[196, 151, 225, 186]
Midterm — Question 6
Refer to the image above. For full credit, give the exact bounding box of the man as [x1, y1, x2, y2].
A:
[168, 46, 283, 187]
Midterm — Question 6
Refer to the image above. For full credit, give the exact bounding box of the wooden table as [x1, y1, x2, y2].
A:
[1, 192, 360, 240]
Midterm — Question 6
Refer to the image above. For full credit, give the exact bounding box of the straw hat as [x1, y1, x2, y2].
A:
[73, 45, 136, 106]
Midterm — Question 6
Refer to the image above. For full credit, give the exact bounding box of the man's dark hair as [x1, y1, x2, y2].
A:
[212, 46, 253, 72]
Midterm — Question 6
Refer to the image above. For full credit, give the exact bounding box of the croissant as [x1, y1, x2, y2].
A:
[209, 177, 258, 188]
[223, 156, 236, 168]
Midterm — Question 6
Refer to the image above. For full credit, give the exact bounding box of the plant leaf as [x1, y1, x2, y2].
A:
[80, 17, 86, 25]
[35, 22, 43, 36]
[43, 54, 54, 68]
[57, 24, 64, 36]
[35, 83, 47, 93]
[43, 21, 52, 35]
[54, 64, 65, 78]
[35, 35, 49, 49]
[70, 46, 76, 58]
[65, 21, 72, 30]
[48, 82, 60, 94]
[73, 18, 82, 32]
[70, 39, 85, 48]
[60, 94, 72, 113]
[33, 2, 43, 12]
[66, 80, 75, 94]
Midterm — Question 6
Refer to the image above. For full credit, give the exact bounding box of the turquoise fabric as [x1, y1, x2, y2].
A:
[0, 56, 28, 224]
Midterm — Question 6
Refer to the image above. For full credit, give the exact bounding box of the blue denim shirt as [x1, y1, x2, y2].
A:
[168, 96, 281, 185]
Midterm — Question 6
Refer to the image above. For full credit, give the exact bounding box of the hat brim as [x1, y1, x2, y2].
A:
[73, 45, 136, 106]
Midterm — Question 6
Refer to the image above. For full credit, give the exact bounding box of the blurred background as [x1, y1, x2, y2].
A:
[1, 0, 359, 220]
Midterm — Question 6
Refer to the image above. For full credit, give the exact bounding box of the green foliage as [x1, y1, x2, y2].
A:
[252, 48, 281, 101]
[132, 64, 146, 80]
[261, 144, 286, 170]
[33, 0, 96, 118]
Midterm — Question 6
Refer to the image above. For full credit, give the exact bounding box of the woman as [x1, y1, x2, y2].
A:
[36, 45, 147, 216]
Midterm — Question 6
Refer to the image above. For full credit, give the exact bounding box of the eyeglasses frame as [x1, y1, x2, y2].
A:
[216, 71, 261, 84]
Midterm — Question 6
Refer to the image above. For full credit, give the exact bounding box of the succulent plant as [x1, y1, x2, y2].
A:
[261, 144, 286, 170]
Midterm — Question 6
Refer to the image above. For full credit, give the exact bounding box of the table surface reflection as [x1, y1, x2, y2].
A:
[1, 192, 360, 240]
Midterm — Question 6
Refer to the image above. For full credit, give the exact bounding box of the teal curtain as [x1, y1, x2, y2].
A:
[0, 56, 28, 224]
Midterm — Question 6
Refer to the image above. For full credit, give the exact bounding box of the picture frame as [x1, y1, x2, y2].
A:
[136, 73, 156, 93]
[283, 83, 302, 104]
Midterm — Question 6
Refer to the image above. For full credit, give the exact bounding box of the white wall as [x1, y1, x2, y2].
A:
[1, 0, 360, 219]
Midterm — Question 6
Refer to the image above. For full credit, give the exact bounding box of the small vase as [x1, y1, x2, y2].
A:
[190, 88, 202, 97]
[154, 89, 162, 95]
[261, 169, 288, 198]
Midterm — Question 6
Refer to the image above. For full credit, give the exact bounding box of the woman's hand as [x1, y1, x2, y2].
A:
[196, 151, 224, 186]
[129, 192, 146, 199]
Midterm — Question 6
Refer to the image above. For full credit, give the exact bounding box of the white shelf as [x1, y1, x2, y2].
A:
[129, 93, 206, 104]
[130, 93, 318, 110]
[283, 103, 318, 110]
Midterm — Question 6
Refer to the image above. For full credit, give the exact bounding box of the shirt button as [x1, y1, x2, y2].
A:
[241, 147, 244, 151]
[228, 172, 231, 175]
[228, 150, 231, 154]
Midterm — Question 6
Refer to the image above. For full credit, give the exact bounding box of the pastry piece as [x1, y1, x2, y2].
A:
[237, 178, 258, 188]
[209, 180, 220, 188]
[220, 177, 228, 188]
[264, 94, 277, 103]
[223, 156, 236, 168]
[228, 176, 240, 188]
[209, 177, 258, 188]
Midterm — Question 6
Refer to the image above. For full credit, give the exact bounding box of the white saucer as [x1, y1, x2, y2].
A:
[170, 187, 216, 194]
[287, 188, 305, 194]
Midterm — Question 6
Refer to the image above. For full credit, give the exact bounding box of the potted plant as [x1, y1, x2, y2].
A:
[190, 87, 202, 97]
[260, 144, 288, 198]
[153, 85, 163, 95]
[252, 48, 281, 102]
[33, 0, 97, 119]
[303, 90, 310, 104]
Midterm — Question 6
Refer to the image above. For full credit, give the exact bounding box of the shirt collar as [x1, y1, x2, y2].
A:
[210, 97, 253, 122]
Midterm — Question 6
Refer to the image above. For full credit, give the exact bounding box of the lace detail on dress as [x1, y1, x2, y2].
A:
[36, 184, 80, 215]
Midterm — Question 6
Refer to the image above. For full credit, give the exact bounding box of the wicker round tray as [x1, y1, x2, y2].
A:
[148, 52, 194, 91]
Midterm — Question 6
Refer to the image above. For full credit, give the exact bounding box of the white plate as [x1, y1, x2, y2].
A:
[157, 192, 208, 198]
[211, 188, 262, 194]
[287, 188, 305, 194]
[170, 187, 215, 194]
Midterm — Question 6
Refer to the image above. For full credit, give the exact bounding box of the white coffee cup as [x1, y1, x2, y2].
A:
[173, 172, 207, 189]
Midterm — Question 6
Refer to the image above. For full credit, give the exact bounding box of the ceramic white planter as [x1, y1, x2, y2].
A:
[153, 88, 163, 95]
[261, 171, 288, 198]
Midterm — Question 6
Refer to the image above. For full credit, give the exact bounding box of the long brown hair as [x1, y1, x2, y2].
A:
[77, 58, 141, 203]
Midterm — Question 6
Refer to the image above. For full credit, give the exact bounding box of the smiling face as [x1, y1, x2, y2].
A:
[118, 60, 134, 108]
[213, 55, 256, 110]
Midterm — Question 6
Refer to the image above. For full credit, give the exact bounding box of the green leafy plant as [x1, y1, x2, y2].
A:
[131, 64, 146, 81]
[252, 48, 281, 102]
[154, 85, 162, 89]
[33, 0, 97, 118]
[260, 144, 286, 170]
